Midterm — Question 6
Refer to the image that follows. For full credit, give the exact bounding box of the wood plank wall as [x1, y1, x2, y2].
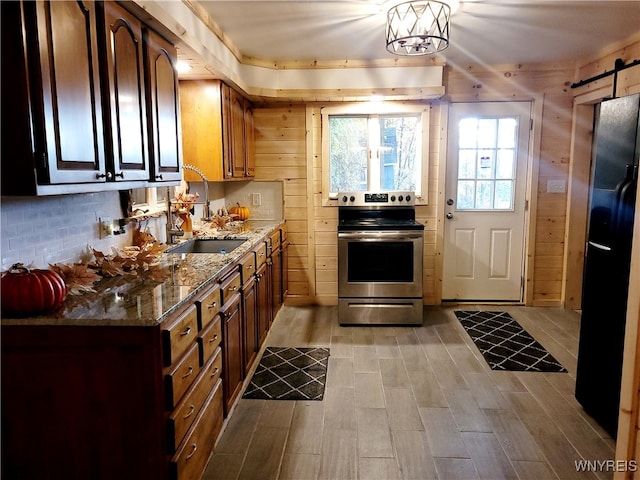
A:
[445, 63, 575, 306]
[253, 106, 310, 300]
[252, 38, 638, 308]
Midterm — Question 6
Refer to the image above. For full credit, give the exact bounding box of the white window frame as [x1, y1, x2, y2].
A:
[321, 102, 430, 206]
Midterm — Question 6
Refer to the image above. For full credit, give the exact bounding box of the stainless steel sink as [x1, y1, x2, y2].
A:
[165, 238, 248, 254]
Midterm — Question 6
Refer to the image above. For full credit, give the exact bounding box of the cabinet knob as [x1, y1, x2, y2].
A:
[208, 302, 217, 309]
[95, 172, 113, 180]
[114, 172, 124, 179]
[155, 174, 163, 180]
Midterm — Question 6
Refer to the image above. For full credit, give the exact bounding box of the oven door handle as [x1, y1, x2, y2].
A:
[338, 231, 424, 241]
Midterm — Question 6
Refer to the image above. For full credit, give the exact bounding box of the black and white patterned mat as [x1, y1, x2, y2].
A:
[454, 311, 567, 372]
[242, 347, 330, 400]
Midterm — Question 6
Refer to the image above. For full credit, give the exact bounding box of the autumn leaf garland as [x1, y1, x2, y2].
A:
[50, 226, 169, 295]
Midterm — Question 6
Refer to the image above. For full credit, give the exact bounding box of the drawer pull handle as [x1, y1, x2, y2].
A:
[209, 334, 218, 343]
[247, 265, 253, 269]
[183, 405, 195, 419]
[230, 286, 238, 291]
[186, 443, 198, 460]
[211, 367, 219, 377]
[180, 326, 192, 337]
[182, 366, 194, 379]
[208, 302, 217, 309]
[259, 252, 265, 257]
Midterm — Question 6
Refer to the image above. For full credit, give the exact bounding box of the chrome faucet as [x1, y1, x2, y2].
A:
[165, 165, 212, 244]
[182, 164, 211, 221]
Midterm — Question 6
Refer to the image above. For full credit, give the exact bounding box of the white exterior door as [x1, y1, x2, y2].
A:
[442, 102, 531, 301]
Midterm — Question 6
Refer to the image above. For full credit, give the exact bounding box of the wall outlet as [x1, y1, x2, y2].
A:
[252, 193, 262, 206]
[546, 179, 566, 193]
[99, 217, 113, 238]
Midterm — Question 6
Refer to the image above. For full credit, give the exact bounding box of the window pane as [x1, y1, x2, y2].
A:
[380, 115, 419, 191]
[496, 149, 515, 179]
[498, 118, 517, 148]
[495, 180, 513, 209]
[330, 116, 368, 192]
[458, 150, 476, 179]
[477, 118, 497, 148]
[457, 180, 475, 208]
[477, 150, 494, 179]
[458, 118, 478, 148]
[476, 180, 493, 209]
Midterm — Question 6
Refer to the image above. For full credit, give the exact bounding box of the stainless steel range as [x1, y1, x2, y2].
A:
[338, 191, 424, 325]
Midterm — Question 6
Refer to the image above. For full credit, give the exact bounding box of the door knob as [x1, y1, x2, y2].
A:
[446, 212, 454, 220]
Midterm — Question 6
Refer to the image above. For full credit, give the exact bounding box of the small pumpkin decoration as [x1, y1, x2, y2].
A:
[1, 263, 67, 316]
[229, 203, 250, 221]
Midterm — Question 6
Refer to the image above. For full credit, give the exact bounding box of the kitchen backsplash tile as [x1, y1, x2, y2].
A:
[1, 180, 284, 272]
[1, 192, 133, 271]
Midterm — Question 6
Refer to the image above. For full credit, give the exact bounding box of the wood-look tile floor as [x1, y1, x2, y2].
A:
[203, 305, 616, 480]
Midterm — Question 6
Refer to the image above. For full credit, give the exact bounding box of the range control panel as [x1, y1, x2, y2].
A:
[338, 191, 415, 207]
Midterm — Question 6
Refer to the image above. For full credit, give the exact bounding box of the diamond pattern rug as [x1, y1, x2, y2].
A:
[454, 311, 567, 372]
[242, 347, 330, 401]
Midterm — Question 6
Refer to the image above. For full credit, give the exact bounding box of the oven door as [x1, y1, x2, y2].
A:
[338, 230, 423, 298]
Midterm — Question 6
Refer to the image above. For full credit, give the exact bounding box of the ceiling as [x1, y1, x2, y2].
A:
[183, 0, 639, 71]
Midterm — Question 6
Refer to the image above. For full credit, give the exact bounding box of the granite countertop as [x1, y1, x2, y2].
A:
[1, 220, 284, 328]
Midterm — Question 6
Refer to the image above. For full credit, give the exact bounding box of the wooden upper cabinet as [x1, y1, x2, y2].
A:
[230, 88, 246, 179]
[102, 1, 149, 182]
[32, 0, 108, 185]
[180, 79, 254, 182]
[1, 0, 182, 195]
[144, 28, 182, 183]
[244, 99, 256, 178]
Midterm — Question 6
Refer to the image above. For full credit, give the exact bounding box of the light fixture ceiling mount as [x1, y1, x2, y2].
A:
[386, 0, 451, 56]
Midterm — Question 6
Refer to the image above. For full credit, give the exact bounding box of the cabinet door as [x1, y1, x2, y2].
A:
[257, 262, 271, 347]
[31, 0, 107, 184]
[271, 246, 283, 317]
[221, 83, 234, 179]
[244, 98, 255, 178]
[242, 277, 258, 375]
[229, 88, 246, 179]
[103, 2, 149, 182]
[282, 239, 289, 300]
[221, 293, 243, 414]
[145, 28, 182, 183]
[179, 80, 225, 182]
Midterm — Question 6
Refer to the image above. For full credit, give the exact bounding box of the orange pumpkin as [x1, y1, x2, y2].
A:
[1, 263, 67, 316]
[229, 203, 250, 221]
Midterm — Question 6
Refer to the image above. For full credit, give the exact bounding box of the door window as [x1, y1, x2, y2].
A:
[456, 117, 518, 210]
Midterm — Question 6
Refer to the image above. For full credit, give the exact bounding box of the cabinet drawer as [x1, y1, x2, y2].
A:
[167, 348, 222, 453]
[162, 305, 198, 366]
[169, 379, 224, 480]
[240, 251, 255, 285]
[165, 343, 200, 409]
[197, 283, 220, 331]
[270, 229, 281, 251]
[198, 316, 222, 366]
[220, 270, 241, 304]
[255, 242, 267, 269]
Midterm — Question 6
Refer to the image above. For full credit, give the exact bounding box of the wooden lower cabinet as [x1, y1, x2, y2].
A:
[0, 226, 288, 480]
[169, 379, 224, 480]
[1, 285, 226, 480]
[1, 326, 166, 480]
[220, 268, 243, 414]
